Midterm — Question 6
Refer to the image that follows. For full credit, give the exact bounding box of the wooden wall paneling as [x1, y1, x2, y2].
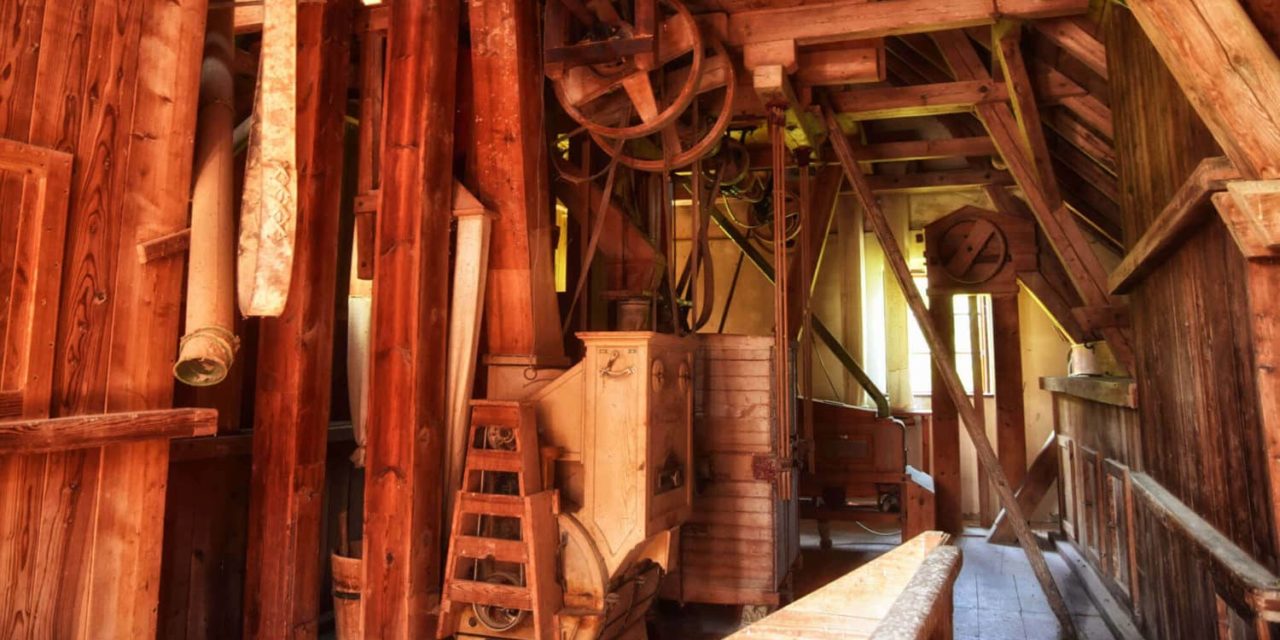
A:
[1057, 434, 1076, 540]
[1078, 445, 1102, 566]
[1102, 459, 1134, 606]
[468, 0, 565, 380]
[1109, 7, 1279, 571]
[160, 453, 253, 640]
[1125, 0, 1280, 182]
[361, 0, 459, 636]
[2, 0, 209, 636]
[242, 2, 353, 637]
[0, 139, 71, 420]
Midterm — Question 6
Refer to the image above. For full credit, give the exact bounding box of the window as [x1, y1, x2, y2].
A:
[907, 276, 994, 397]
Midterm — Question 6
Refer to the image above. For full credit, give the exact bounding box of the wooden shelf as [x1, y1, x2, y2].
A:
[0, 408, 217, 455]
[1040, 376, 1137, 409]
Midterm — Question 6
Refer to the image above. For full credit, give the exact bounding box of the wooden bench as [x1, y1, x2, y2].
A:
[726, 531, 961, 640]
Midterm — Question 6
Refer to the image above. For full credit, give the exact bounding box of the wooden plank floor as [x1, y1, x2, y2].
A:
[951, 531, 1114, 640]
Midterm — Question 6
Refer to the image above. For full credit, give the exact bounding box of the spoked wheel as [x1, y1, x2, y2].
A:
[546, 0, 706, 140]
[589, 37, 738, 171]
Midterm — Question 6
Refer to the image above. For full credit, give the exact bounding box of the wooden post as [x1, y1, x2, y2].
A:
[175, 8, 238, 386]
[929, 293, 962, 534]
[362, 0, 460, 637]
[242, 2, 352, 637]
[970, 296, 993, 528]
[992, 293, 1027, 491]
[798, 151, 816, 471]
[469, 0, 566, 396]
[769, 106, 794, 497]
[821, 100, 1077, 635]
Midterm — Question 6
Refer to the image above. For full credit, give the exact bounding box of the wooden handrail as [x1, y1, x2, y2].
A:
[727, 532, 958, 639]
[1130, 472, 1280, 617]
[0, 408, 217, 455]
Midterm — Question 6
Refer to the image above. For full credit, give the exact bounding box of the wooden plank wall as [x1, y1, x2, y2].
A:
[677, 335, 794, 606]
[1043, 7, 1280, 637]
[0, 1, 207, 637]
[1109, 7, 1278, 572]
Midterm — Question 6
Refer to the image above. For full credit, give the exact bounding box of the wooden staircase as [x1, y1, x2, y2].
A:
[437, 401, 562, 639]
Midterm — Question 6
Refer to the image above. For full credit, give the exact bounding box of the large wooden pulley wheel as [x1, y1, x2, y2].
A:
[546, 0, 705, 140]
[589, 36, 737, 171]
[935, 218, 1009, 284]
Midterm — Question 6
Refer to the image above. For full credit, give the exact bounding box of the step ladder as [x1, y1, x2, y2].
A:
[437, 401, 562, 640]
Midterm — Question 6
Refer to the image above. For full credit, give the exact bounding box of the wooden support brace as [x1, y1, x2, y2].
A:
[988, 431, 1060, 545]
[1108, 156, 1241, 294]
[1071, 304, 1130, 333]
[0, 409, 217, 455]
[821, 99, 1077, 636]
[136, 228, 192, 264]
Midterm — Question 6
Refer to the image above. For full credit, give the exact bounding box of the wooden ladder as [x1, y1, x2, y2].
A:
[437, 401, 562, 639]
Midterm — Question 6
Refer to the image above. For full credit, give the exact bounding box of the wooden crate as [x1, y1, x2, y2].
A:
[664, 334, 799, 607]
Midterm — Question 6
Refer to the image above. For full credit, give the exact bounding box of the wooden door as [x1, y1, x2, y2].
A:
[0, 138, 72, 420]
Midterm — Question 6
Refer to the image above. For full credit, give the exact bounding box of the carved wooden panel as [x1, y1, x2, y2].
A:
[0, 138, 72, 420]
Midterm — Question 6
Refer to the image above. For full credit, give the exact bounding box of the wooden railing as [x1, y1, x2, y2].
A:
[727, 531, 960, 639]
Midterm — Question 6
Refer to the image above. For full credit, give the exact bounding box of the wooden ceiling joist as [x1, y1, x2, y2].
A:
[831, 80, 1009, 121]
[1031, 17, 1109, 80]
[726, 0, 1087, 47]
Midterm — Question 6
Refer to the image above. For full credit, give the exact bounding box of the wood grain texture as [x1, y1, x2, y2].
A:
[0, 409, 215, 454]
[241, 1, 352, 637]
[469, 0, 564, 363]
[1109, 6, 1278, 575]
[361, 0, 459, 636]
[823, 101, 1077, 634]
[0, 0, 208, 637]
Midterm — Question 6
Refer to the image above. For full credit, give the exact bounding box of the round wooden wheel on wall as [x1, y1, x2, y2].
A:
[934, 217, 1009, 285]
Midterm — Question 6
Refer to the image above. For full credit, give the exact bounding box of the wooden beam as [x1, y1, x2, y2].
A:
[242, 3, 352, 636]
[1031, 17, 1108, 80]
[726, 0, 1088, 47]
[861, 136, 998, 163]
[1040, 376, 1137, 409]
[831, 80, 1009, 121]
[989, 431, 1060, 545]
[362, 1, 459, 637]
[860, 167, 1014, 194]
[1108, 156, 1240, 294]
[992, 22, 1061, 205]
[992, 293, 1027, 495]
[1126, 0, 1280, 180]
[929, 292, 962, 534]
[821, 99, 1078, 635]
[934, 31, 1135, 372]
[0, 409, 216, 455]
[747, 136, 998, 169]
[1070, 304, 1130, 333]
[794, 42, 885, 86]
[470, 0, 565, 371]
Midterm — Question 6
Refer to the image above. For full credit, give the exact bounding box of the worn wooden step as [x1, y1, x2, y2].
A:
[453, 535, 528, 563]
[457, 492, 524, 518]
[447, 579, 532, 610]
[466, 448, 523, 473]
